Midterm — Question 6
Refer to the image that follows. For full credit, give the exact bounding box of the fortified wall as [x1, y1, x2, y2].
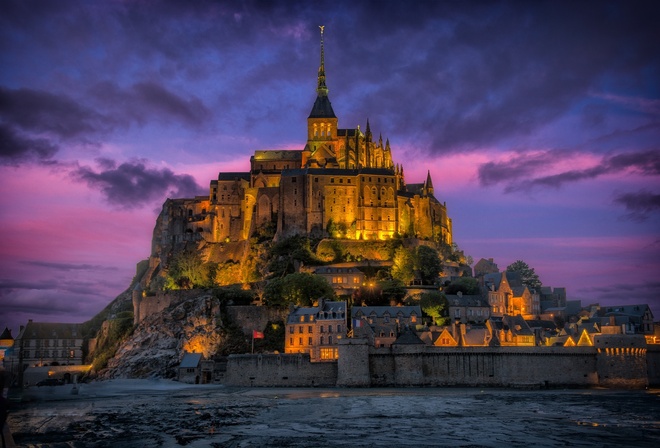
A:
[224, 338, 649, 389]
[225, 353, 337, 387]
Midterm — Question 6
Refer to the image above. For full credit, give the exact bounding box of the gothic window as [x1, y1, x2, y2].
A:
[337, 324, 341, 333]
[308, 337, 312, 345]
[320, 336, 324, 345]
[289, 337, 293, 346]
[328, 335, 333, 344]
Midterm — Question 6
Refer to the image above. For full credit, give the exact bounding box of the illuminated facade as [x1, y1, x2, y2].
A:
[160, 28, 452, 247]
[484, 271, 541, 319]
[285, 299, 347, 362]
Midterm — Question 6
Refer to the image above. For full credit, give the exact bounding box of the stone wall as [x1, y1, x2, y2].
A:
[647, 344, 660, 387]
[134, 289, 214, 324]
[594, 334, 648, 389]
[225, 354, 337, 387]
[225, 341, 649, 388]
[226, 306, 289, 336]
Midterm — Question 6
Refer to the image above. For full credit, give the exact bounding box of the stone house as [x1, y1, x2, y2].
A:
[313, 264, 365, 296]
[446, 293, 490, 324]
[473, 258, 499, 277]
[484, 271, 540, 319]
[177, 353, 214, 384]
[595, 304, 655, 335]
[352, 305, 421, 348]
[285, 299, 347, 361]
[7, 320, 85, 370]
[490, 315, 536, 346]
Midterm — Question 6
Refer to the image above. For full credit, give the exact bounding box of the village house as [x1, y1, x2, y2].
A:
[446, 292, 490, 324]
[0, 327, 13, 367]
[595, 304, 654, 335]
[285, 299, 347, 361]
[313, 264, 365, 296]
[352, 305, 421, 348]
[6, 320, 86, 370]
[483, 271, 541, 319]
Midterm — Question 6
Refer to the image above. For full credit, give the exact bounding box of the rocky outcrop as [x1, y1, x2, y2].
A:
[103, 294, 227, 379]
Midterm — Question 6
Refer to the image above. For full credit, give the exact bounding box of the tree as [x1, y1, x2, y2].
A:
[507, 260, 542, 291]
[391, 246, 414, 285]
[166, 249, 213, 289]
[419, 291, 449, 326]
[415, 245, 442, 285]
[444, 277, 480, 295]
[263, 273, 336, 308]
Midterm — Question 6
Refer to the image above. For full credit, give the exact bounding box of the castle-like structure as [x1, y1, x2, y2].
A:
[161, 28, 451, 247]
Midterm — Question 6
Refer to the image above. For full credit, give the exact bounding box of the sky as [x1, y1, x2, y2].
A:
[1, 0, 659, 335]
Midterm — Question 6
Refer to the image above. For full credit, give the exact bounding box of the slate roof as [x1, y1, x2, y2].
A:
[180, 353, 203, 369]
[309, 95, 336, 118]
[446, 294, 488, 307]
[216, 172, 250, 181]
[597, 304, 652, 318]
[287, 301, 347, 324]
[19, 321, 83, 339]
[352, 305, 421, 319]
[461, 326, 490, 346]
[0, 327, 12, 340]
[483, 271, 524, 290]
[392, 327, 425, 345]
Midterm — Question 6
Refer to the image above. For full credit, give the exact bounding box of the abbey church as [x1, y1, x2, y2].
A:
[158, 28, 452, 250]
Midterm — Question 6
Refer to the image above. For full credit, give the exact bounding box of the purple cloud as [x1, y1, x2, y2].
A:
[613, 190, 660, 222]
[71, 158, 205, 208]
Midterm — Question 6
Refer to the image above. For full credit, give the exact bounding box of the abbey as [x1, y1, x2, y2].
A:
[162, 28, 451, 246]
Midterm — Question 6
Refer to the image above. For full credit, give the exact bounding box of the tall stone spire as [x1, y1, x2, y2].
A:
[317, 25, 328, 97]
[308, 25, 336, 119]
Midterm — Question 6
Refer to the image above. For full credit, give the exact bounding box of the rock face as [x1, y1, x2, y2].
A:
[104, 294, 226, 378]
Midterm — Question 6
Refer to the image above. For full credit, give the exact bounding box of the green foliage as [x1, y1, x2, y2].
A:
[90, 314, 134, 371]
[217, 318, 249, 356]
[391, 246, 414, 284]
[415, 245, 442, 285]
[263, 273, 336, 308]
[392, 245, 442, 285]
[444, 277, 480, 295]
[166, 249, 216, 289]
[316, 239, 343, 262]
[419, 291, 449, 325]
[213, 285, 256, 306]
[507, 259, 543, 291]
[267, 235, 320, 278]
[353, 278, 405, 306]
[252, 320, 285, 353]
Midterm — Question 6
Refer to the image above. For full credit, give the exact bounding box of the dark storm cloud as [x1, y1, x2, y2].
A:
[72, 158, 205, 208]
[21, 261, 118, 272]
[613, 190, 660, 222]
[479, 150, 660, 192]
[0, 123, 59, 164]
[0, 86, 108, 138]
[88, 81, 211, 128]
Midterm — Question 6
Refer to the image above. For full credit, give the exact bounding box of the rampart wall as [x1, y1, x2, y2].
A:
[224, 342, 648, 389]
[360, 346, 599, 388]
[225, 354, 337, 387]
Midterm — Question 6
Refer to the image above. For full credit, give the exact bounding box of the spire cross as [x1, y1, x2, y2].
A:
[317, 25, 328, 96]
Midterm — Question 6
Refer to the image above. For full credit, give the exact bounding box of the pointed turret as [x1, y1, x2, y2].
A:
[425, 170, 434, 196]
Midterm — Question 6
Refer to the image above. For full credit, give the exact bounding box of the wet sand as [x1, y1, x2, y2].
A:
[7, 380, 660, 447]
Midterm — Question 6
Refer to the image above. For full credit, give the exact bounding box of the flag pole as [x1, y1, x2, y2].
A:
[252, 332, 254, 354]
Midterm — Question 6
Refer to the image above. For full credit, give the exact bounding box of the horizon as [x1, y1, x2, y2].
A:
[1, 0, 659, 335]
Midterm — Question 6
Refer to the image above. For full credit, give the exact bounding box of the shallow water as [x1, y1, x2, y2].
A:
[8, 381, 660, 447]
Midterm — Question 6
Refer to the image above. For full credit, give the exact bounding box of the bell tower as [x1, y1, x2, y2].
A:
[305, 26, 339, 168]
